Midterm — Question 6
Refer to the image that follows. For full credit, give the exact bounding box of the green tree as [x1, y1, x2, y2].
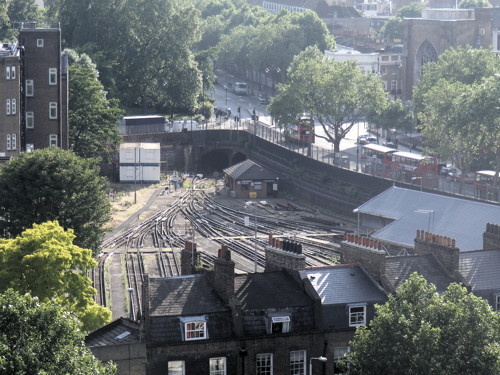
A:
[0, 0, 42, 40]
[396, 2, 424, 17]
[380, 2, 423, 42]
[367, 99, 413, 138]
[413, 47, 500, 191]
[458, 0, 491, 8]
[0, 289, 115, 374]
[380, 17, 403, 42]
[50, 0, 202, 113]
[269, 46, 387, 153]
[0, 148, 111, 252]
[0, 221, 111, 331]
[349, 273, 500, 375]
[67, 50, 123, 161]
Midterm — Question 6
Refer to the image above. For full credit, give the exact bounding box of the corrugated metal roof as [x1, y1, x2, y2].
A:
[300, 265, 387, 305]
[223, 159, 277, 180]
[355, 186, 500, 251]
[459, 250, 500, 291]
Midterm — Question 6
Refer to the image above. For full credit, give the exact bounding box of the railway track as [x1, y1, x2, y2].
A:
[96, 185, 349, 319]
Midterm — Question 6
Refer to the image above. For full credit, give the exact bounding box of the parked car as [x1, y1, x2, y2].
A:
[258, 93, 270, 105]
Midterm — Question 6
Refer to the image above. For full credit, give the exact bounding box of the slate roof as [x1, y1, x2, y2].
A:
[148, 275, 228, 317]
[299, 264, 387, 305]
[223, 159, 277, 181]
[459, 250, 500, 292]
[234, 270, 313, 309]
[85, 317, 140, 347]
[384, 254, 456, 292]
[354, 186, 500, 251]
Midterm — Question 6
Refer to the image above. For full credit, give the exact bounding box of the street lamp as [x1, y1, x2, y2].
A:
[309, 356, 327, 375]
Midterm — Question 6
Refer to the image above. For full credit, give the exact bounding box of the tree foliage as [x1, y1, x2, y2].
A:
[0, 0, 42, 40]
[215, 8, 334, 83]
[412, 47, 500, 187]
[48, 0, 202, 113]
[0, 221, 111, 331]
[67, 49, 123, 161]
[0, 289, 115, 374]
[349, 273, 500, 375]
[367, 99, 413, 134]
[458, 0, 491, 8]
[380, 17, 403, 42]
[0, 148, 111, 252]
[396, 2, 424, 17]
[269, 46, 387, 153]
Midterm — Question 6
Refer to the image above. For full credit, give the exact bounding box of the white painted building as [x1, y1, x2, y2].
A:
[324, 46, 403, 99]
[119, 143, 161, 184]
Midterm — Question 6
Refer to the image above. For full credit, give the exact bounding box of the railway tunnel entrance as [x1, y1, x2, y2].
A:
[197, 148, 247, 175]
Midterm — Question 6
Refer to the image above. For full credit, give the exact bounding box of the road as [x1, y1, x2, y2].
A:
[211, 83, 476, 198]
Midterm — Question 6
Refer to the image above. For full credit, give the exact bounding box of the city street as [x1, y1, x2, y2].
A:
[211, 82, 476, 198]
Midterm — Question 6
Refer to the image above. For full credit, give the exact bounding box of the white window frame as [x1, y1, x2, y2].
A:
[290, 350, 306, 375]
[26, 80, 34, 96]
[391, 80, 397, 91]
[209, 357, 226, 375]
[26, 112, 34, 128]
[349, 305, 366, 327]
[256, 353, 273, 375]
[11, 99, 16, 114]
[37, 38, 44, 47]
[6, 134, 11, 150]
[181, 316, 207, 341]
[49, 102, 57, 119]
[269, 316, 290, 334]
[167, 360, 185, 375]
[11, 134, 16, 150]
[11, 66, 15, 79]
[495, 294, 500, 311]
[6, 99, 10, 115]
[49, 134, 58, 147]
[49, 68, 57, 85]
[6, 66, 10, 80]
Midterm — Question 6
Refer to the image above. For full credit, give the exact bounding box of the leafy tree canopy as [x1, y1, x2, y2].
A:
[413, 47, 500, 183]
[67, 49, 123, 162]
[367, 99, 413, 134]
[0, 148, 111, 252]
[396, 2, 424, 17]
[216, 9, 334, 83]
[458, 0, 491, 8]
[379, 17, 403, 42]
[269, 46, 387, 153]
[0, 289, 115, 374]
[0, 221, 111, 331]
[49, 0, 202, 113]
[349, 273, 500, 375]
[0, 0, 42, 41]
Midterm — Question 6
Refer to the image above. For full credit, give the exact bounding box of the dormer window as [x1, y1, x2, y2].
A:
[180, 316, 207, 341]
[348, 305, 366, 327]
[267, 315, 291, 334]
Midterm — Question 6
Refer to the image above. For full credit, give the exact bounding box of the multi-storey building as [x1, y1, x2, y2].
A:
[0, 24, 68, 161]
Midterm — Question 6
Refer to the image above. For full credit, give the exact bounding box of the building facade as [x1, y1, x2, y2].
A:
[0, 24, 68, 160]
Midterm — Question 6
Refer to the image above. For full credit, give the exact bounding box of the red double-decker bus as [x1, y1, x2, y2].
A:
[361, 145, 439, 187]
[390, 151, 439, 188]
[360, 144, 397, 178]
[285, 115, 315, 145]
[475, 170, 499, 201]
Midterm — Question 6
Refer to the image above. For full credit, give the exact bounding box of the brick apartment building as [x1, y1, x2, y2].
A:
[0, 24, 68, 161]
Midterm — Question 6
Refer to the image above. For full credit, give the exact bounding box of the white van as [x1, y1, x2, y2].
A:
[234, 82, 248, 95]
[169, 120, 202, 132]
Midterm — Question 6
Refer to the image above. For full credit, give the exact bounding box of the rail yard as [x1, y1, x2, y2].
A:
[95, 179, 355, 319]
